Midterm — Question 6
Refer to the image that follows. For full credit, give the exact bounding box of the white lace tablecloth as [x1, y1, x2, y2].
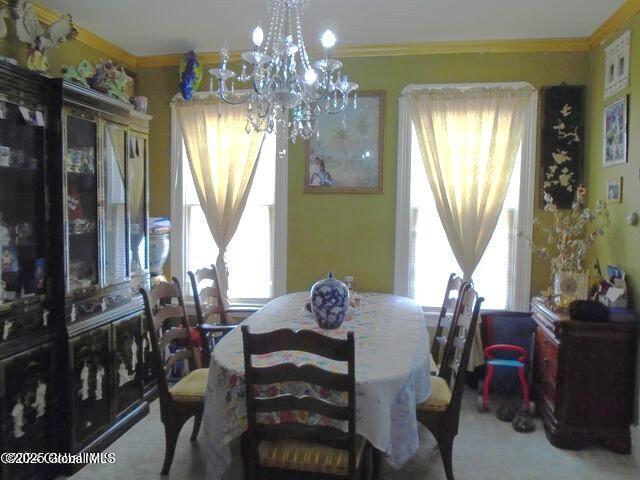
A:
[203, 292, 431, 479]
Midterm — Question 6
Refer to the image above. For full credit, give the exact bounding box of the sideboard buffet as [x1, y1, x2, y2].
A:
[0, 60, 154, 480]
[531, 298, 638, 454]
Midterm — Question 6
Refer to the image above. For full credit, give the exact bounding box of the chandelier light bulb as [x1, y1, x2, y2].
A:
[321, 29, 337, 49]
[252, 24, 264, 47]
[304, 68, 317, 85]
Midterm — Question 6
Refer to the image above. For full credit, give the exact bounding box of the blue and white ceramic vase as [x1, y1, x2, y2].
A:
[310, 272, 349, 329]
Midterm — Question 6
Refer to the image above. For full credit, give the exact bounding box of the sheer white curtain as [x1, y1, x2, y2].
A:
[407, 86, 534, 281]
[175, 97, 265, 295]
[406, 85, 535, 368]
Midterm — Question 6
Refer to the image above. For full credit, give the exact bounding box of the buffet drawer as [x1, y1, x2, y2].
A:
[534, 326, 559, 409]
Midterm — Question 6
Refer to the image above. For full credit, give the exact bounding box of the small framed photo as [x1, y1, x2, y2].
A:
[603, 96, 628, 167]
[607, 177, 623, 203]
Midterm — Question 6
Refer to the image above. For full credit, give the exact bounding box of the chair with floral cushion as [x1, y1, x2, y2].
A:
[241, 325, 373, 480]
[417, 284, 484, 480]
[140, 278, 209, 475]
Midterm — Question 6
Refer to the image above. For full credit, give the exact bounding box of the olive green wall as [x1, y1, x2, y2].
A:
[587, 13, 640, 310]
[137, 51, 591, 296]
[586, 14, 640, 438]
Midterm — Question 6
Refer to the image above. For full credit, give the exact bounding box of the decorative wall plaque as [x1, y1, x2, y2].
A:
[604, 31, 631, 99]
[540, 86, 585, 209]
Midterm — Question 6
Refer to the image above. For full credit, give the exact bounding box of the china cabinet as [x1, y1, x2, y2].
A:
[48, 76, 153, 466]
[0, 60, 56, 480]
[0, 60, 153, 478]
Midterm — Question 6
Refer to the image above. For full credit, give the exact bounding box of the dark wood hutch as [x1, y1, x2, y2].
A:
[0, 60, 154, 479]
[531, 297, 638, 454]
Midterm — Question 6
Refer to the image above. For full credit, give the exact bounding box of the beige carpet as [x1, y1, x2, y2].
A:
[71, 390, 639, 480]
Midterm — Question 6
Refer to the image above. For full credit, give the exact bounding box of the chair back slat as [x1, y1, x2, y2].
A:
[438, 286, 484, 419]
[159, 327, 190, 352]
[245, 328, 352, 361]
[153, 304, 186, 330]
[431, 273, 465, 366]
[251, 363, 351, 390]
[163, 348, 194, 374]
[188, 264, 229, 326]
[254, 394, 351, 421]
[199, 286, 223, 306]
[242, 326, 358, 479]
[255, 423, 351, 450]
[140, 278, 196, 406]
[148, 281, 181, 306]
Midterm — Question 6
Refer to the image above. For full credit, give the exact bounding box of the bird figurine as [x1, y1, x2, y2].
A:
[61, 60, 95, 87]
[91, 60, 130, 103]
[0, 7, 9, 40]
[9, 0, 78, 73]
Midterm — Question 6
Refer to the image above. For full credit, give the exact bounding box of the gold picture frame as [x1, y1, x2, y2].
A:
[606, 177, 623, 203]
[304, 90, 385, 193]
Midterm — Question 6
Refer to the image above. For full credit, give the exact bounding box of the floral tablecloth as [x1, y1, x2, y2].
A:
[203, 291, 431, 479]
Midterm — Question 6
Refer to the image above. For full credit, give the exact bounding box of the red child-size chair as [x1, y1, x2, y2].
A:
[480, 312, 536, 412]
[483, 344, 530, 411]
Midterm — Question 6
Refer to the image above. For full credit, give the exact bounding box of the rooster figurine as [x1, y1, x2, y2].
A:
[0, 8, 9, 40]
[9, 0, 78, 73]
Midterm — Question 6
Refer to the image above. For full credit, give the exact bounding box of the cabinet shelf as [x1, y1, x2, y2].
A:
[66, 170, 96, 178]
[0, 165, 40, 174]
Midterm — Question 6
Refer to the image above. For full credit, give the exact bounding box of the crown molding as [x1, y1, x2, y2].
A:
[137, 38, 591, 69]
[589, 0, 640, 48]
[3, 1, 639, 71]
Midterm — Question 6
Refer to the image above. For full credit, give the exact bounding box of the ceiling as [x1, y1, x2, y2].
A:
[40, 0, 625, 57]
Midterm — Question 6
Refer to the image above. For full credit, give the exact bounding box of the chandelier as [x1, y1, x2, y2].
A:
[209, 0, 358, 142]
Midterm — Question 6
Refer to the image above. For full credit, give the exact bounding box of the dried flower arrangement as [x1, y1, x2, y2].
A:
[521, 186, 606, 275]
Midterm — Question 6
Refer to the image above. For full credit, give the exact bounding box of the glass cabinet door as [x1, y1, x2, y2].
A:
[65, 114, 99, 293]
[102, 123, 128, 286]
[127, 135, 148, 275]
[0, 100, 47, 304]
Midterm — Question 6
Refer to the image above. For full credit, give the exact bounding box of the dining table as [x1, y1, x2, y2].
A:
[202, 291, 432, 479]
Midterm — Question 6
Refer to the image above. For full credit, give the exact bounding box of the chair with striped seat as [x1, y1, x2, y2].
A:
[430, 273, 465, 375]
[417, 284, 483, 480]
[241, 326, 373, 480]
[140, 278, 208, 475]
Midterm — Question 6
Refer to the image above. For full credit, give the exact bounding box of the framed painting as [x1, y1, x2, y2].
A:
[603, 96, 628, 167]
[304, 90, 385, 193]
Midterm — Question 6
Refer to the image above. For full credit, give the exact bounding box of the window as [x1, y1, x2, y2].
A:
[395, 83, 537, 313]
[171, 97, 287, 304]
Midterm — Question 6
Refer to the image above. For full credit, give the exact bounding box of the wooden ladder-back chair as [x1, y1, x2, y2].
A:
[430, 273, 465, 374]
[140, 278, 209, 475]
[417, 284, 484, 480]
[241, 326, 372, 480]
[188, 265, 238, 365]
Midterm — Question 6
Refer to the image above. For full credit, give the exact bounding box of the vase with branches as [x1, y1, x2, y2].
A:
[521, 186, 606, 305]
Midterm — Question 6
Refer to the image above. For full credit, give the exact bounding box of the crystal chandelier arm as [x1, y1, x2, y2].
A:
[217, 79, 252, 105]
